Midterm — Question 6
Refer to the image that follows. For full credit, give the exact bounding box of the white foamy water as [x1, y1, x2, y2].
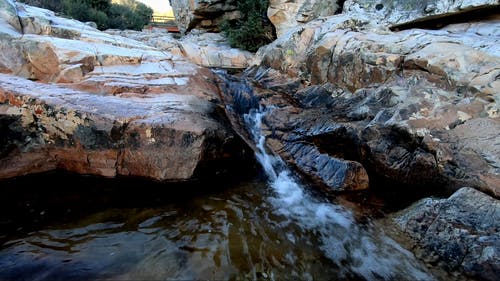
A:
[244, 108, 434, 281]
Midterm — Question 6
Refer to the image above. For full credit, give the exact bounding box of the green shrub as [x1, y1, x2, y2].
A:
[107, 1, 152, 31]
[220, 0, 275, 52]
[20, 0, 152, 31]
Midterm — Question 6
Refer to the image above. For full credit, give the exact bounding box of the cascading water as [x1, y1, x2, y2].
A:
[243, 106, 434, 280]
[0, 71, 444, 281]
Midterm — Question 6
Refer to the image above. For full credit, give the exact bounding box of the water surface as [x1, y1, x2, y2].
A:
[0, 107, 438, 281]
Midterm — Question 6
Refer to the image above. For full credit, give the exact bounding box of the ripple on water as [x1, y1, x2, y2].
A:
[0, 176, 435, 281]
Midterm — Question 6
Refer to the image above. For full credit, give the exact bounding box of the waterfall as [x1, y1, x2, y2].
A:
[243, 107, 434, 281]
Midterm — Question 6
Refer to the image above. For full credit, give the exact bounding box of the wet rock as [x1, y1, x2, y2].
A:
[169, 0, 240, 33]
[394, 187, 500, 281]
[217, 68, 369, 191]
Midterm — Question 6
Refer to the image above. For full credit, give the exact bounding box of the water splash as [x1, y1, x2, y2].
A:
[244, 107, 434, 281]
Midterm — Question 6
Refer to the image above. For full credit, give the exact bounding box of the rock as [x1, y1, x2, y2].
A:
[108, 29, 254, 69]
[169, 0, 240, 33]
[0, 0, 21, 34]
[343, 0, 500, 29]
[268, 0, 341, 37]
[217, 68, 370, 191]
[178, 31, 254, 68]
[252, 14, 500, 196]
[0, 2, 167, 83]
[0, 73, 246, 181]
[0, 3, 251, 181]
[105, 29, 184, 57]
[394, 187, 500, 281]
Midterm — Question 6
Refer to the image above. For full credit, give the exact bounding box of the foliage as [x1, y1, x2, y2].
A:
[19, 0, 153, 31]
[18, 0, 64, 13]
[220, 0, 275, 52]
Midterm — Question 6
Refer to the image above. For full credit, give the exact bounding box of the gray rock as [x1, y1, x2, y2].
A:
[344, 0, 500, 29]
[0, 1, 250, 181]
[394, 187, 500, 281]
[253, 13, 500, 197]
[268, 0, 341, 37]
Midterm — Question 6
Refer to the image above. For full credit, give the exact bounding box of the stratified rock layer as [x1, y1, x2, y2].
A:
[253, 14, 500, 197]
[0, 1, 250, 181]
[268, 0, 341, 37]
[344, 0, 500, 28]
[106, 29, 254, 69]
[394, 187, 500, 281]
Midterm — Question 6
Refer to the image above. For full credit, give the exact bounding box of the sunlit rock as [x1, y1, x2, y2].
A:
[0, 1, 250, 181]
[344, 0, 500, 29]
[169, 0, 240, 33]
[108, 29, 254, 69]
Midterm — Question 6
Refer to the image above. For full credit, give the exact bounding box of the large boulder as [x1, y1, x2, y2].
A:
[394, 187, 500, 281]
[251, 14, 500, 197]
[268, 0, 341, 37]
[0, 2, 250, 181]
[169, 0, 240, 33]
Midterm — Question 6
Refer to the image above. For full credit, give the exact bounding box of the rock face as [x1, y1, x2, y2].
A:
[217, 68, 370, 192]
[240, 2, 500, 274]
[394, 187, 500, 281]
[0, 1, 251, 181]
[343, 0, 500, 28]
[169, 0, 240, 33]
[251, 13, 500, 197]
[268, 0, 341, 37]
[107, 29, 254, 69]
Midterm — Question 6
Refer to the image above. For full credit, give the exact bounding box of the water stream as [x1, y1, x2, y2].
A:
[0, 76, 440, 280]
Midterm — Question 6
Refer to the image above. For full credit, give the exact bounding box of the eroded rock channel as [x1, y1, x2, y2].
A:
[0, 0, 499, 280]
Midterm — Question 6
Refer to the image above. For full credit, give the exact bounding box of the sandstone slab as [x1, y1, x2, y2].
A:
[0, 2, 250, 181]
[344, 0, 500, 29]
[268, 0, 341, 37]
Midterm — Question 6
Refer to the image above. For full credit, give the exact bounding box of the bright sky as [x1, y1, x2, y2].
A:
[136, 0, 172, 14]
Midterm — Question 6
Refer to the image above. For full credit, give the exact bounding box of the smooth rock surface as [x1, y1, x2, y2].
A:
[0, 1, 250, 181]
[394, 187, 500, 281]
[344, 0, 500, 28]
[107, 29, 254, 69]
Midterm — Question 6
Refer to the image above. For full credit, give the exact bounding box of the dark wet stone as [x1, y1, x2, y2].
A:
[394, 187, 500, 281]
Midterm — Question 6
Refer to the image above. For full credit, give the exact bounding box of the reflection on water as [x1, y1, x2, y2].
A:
[0, 108, 438, 281]
[0, 173, 434, 280]
[1, 178, 352, 280]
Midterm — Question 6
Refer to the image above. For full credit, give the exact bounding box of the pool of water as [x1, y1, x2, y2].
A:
[0, 167, 438, 281]
[0, 106, 443, 281]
